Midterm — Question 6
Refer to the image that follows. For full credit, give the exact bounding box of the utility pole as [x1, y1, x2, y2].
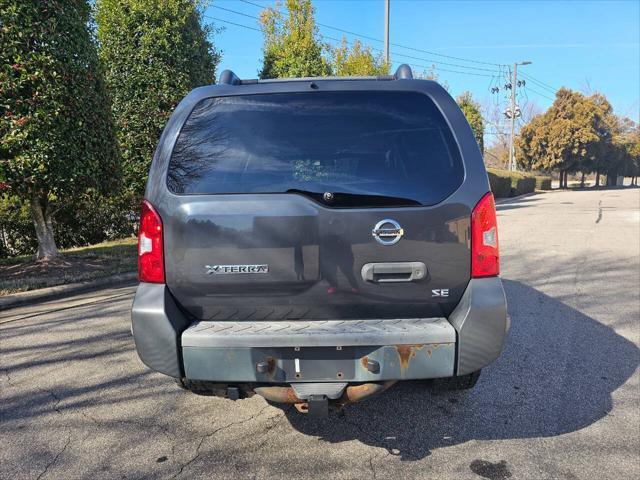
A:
[508, 60, 531, 171]
[384, 0, 390, 66]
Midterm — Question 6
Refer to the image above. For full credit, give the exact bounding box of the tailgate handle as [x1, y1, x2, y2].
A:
[361, 262, 427, 283]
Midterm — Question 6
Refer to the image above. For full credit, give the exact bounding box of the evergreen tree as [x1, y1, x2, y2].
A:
[457, 92, 485, 154]
[0, 0, 119, 259]
[96, 0, 220, 204]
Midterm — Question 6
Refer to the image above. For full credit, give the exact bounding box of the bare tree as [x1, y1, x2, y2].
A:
[482, 98, 542, 170]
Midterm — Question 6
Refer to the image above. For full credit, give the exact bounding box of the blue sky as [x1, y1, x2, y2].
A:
[205, 0, 640, 122]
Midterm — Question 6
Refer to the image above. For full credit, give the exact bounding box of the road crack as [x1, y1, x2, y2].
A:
[171, 405, 270, 478]
[368, 455, 377, 479]
[367, 450, 391, 480]
[596, 200, 603, 223]
[254, 405, 291, 451]
[47, 389, 64, 415]
[36, 434, 71, 480]
[47, 388, 98, 424]
[1, 368, 12, 388]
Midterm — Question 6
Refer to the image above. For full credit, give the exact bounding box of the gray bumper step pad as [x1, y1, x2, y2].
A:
[181, 318, 456, 348]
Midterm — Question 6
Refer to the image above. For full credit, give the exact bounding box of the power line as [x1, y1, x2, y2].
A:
[525, 86, 555, 101]
[206, 11, 499, 78]
[238, 0, 506, 67]
[205, 15, 261, 33]
[406, 62, 495, 78]
[208, 5, 558, 88]
[372, 48, 499, 72]
[520, 72, 557, 93]
[212, 4, 264, 22]
[520, 72, 557, 92]
[212, 4, 499, 73]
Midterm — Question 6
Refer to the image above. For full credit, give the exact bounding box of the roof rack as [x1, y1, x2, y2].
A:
[218, 69, 241, 85]
[217, 64, 414, 85]
[394, 64, 413, 80]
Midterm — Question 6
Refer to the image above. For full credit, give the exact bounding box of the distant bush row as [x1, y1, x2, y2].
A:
[487, 169, 552, 198]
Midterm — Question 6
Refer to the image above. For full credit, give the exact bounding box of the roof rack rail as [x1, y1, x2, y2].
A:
[218, 69, 241, 85]
[218, 64, 414, 85]
[394, 64, 413, 80]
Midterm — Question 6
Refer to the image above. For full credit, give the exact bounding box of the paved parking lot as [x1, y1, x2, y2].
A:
[1, 188, 639, 480]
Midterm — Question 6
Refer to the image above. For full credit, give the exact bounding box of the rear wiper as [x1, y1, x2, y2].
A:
[286, 188, 321, 196]
[285, 189, 420, 207]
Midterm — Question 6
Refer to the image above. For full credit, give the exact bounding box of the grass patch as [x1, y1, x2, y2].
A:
[0, 237, 137, 295]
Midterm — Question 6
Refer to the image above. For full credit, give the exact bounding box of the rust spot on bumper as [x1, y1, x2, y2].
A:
[395, 344, 424, 372]
[265, 356, 276, 379]
[361, 356, 370, 370]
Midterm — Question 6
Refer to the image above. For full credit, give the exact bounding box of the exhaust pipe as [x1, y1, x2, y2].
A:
[254, 381, 396, 411]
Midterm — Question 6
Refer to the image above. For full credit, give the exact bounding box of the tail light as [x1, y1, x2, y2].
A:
[471, 192, 499, 278]
[138, 200, 165, 283]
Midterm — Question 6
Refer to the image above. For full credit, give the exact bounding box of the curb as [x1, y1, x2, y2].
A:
[495, 192, 538, 205]
[0, 272, 138, 311]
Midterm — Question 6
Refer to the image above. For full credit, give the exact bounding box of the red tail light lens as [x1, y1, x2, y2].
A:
[471, 192, 499, 278]
[138, 200, 164, 283]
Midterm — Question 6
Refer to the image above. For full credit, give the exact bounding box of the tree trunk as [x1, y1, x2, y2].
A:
[29, 196, 59, 260]
[558, 171, 564, 189]
[580, 171, 586, 188]
[595, 171, 600, 188]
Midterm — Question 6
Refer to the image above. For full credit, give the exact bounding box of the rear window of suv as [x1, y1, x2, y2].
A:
[167, 90, 464, 207]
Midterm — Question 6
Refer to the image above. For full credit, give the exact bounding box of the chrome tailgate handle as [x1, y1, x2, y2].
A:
[361, 262, 427, 283]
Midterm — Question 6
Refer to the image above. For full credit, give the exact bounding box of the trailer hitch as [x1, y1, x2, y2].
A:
[254, 381, 396, 416]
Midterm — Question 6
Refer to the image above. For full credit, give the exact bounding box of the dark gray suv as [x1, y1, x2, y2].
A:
[131, 65, 508, 416]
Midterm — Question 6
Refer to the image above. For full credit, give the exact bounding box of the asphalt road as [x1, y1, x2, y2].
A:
[1, 188, 639, 480]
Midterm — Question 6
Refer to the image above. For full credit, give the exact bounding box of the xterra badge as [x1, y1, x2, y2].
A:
[206, 265, 269, 275]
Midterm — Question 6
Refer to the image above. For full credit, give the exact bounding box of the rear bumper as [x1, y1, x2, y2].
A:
[182, 319, 456, 382]
[130, 277, 507, 381]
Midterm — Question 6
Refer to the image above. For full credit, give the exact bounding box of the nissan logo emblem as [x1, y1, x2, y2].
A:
[372, 219, 404, 245]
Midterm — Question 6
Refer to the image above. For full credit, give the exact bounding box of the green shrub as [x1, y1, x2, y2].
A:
[535, 176, 553, 190]
[487, 168, 537, 197]
[487, 169, 513, 198]
[511, 174, 536, 196]
[0, 195, 38, 258]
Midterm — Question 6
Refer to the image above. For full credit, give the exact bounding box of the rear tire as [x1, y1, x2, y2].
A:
[432, 370, 481, 390]
[175, 379, 252, 398]
[174, 378, 223, 396]
[174, 377, 189, 390]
